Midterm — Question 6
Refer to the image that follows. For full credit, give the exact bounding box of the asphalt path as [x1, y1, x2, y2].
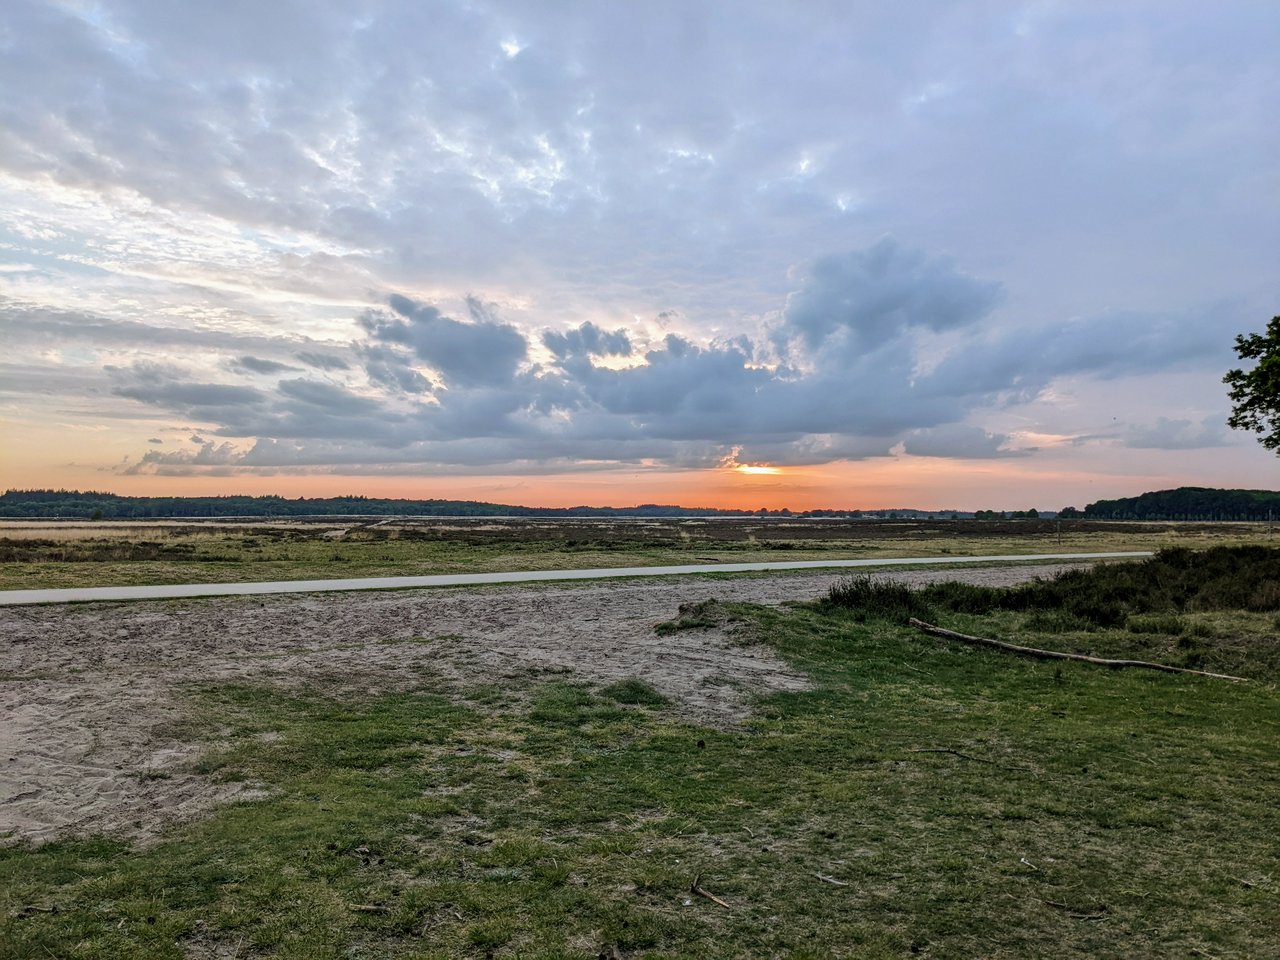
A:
[0, 552, 1152, 606]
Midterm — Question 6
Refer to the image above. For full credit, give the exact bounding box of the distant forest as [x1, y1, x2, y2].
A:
[1064, 487, 1280, 521]
[2, 487, 1275, 521]
[0, 489, 886, 520]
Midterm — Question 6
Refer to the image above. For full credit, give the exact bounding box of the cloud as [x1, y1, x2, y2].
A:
[296, 351, 351, 371]
[543, 322, 632, 361]
[274, 379, 364, 409]
[925, 307, 1234, 405]
[777, 239, 1003, 358]
[1122, 416, 1232, 450]
[110, 362, 265, 413]
[902, 425, 1023, 459]
[359, 344, 433, 395]
[124, 438, 244, 474]
[2, 301, 330, 356]
[231, 355, 298, 375]
[360, 295, 528, 388]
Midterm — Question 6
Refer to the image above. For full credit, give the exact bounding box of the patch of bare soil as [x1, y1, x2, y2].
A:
[0, 564, 1086, 844]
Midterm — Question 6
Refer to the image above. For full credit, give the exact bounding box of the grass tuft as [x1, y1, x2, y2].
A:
[600, 678, 670, 708]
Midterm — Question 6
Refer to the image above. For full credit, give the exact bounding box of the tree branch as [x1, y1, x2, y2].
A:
[907, 618, 1249, 682]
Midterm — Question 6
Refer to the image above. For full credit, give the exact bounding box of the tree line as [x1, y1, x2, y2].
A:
[0, 490, 771, 519]
[2, 490, 910, 520]
[1064, 487, 1280, 521]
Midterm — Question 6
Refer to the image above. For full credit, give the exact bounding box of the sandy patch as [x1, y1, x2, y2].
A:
[0, 564, 1084, 844]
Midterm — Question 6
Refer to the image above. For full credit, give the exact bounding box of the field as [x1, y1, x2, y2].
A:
[1, 516, 1276, 589]
[1, 550, 1277, 958]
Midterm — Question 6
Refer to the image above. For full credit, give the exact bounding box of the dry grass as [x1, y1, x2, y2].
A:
[2, 517, 1274, 590]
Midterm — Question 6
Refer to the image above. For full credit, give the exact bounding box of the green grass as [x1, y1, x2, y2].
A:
[3, 582, 1278, 957]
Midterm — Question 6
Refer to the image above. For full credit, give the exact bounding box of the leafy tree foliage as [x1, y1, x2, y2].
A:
[1224, 316, 1280, 452]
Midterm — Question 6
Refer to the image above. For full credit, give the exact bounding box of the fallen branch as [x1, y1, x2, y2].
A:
[691, 873, 732, 909]
[907, 619, 1249, 682]
[815, 873, 849, 887]
[349, 904, 390, 914]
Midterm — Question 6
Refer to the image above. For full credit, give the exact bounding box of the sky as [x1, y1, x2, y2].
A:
[2, 0, 1278, 511]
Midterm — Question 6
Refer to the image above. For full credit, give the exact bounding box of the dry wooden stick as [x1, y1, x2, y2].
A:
[907, 619, 1249, 682]
[815, 873, 850, 887]
[690, 873, 731, 909]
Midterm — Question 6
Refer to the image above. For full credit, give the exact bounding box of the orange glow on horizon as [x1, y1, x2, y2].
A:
[5, 411, 1272, 515]
[2, 456, 1068, 512]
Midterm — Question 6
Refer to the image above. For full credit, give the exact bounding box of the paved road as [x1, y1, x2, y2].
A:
[0, 552, 1151, 606]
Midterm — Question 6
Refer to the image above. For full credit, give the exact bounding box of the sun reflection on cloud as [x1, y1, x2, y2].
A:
[720, 448, 782, 475]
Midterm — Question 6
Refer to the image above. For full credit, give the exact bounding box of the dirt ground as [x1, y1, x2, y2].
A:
[1, 564, 1086, 845]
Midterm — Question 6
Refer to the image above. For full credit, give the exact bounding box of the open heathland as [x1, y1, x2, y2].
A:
[1, 553, 1277, 958]
[1, 516, 1276, 589]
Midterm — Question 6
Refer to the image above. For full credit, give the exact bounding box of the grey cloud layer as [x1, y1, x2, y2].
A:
[90, 240, 1243, 474]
